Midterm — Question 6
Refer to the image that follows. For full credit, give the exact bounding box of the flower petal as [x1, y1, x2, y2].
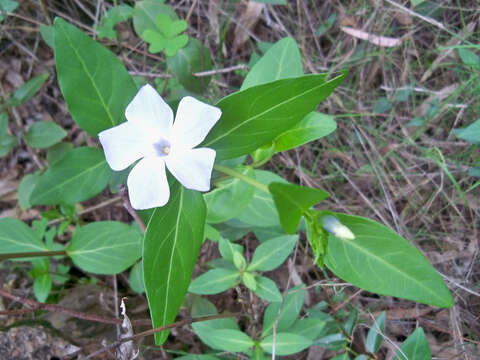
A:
[127, 157, 170, 209]
[125, 84, 173, 135]
[165, 148, 216, 191]
[99, 121, 151, 171]
[171, 96, 222, 149]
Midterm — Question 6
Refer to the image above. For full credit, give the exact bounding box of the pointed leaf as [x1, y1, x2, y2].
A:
[241, 37, 303, 90]
[25, 121, 67, 149]
[324, 212, 453, 307]
[366, 311, 386, 353]
[274, 112, 337, 152]
[270, 182, 329, 233]
[207, 329, 254, 352]
[260, 333, 312, 355]
[188, 268, 240, 295]
[253, 275, 282, 302]
[54, 18, 137, 135]
[8, 73, 49, 107]
[0, 218, 48, 256]
[394, 327, 431, 360]
[247, 234, 297, 271]
[143, 182, 206, 344]
[30, 147, 111, 205]
[67, 221, 142, 274]
[202, 73, 346, 160]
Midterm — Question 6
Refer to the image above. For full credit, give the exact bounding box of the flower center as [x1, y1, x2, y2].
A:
[152, 139, 171, 157]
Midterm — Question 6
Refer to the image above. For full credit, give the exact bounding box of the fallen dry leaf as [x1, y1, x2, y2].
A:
[341, 26, 402, 47]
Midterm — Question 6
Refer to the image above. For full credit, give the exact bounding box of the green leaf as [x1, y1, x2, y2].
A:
[366, 311, 386, 353]
[235, 170, 285, 228]
[206, 329, 254, 352]
[25, 121, 67, 149]
[248, 234, 297, 271]
[261, 333, 312, 355]
[54, 18, 137, 136]
[233, 251, 247, 271]
[67, 221, 141, 274]
[289, 318, 326, 340]
[97, 4, 133, 40]
[17, 173, 41, 210]
[0, 218, 48, 256]
[129, 261, 145, 294]
[218, 237, 243, 263]
[274, 112, 337, 152]
[8, 73, 49, 108]
[0, 0, 18, 22]
[30, 147, 111, 206]
[143, 13, 188, 57]
[270, 182, 329, 234]
[46, 142, 73, 165]
[31, 258, 51, 303]
[330, 353, 350, 360]
[241, 37, 303, 91]
[188, 268, 240, 295]
[373, 97, 392, 114]
[458, 48, 480, 67]
[143, 182, 206, 344]
[453, 119, 480, 144]
[40, 25, 54, 48]
[323, 212, 453, 307]
[167, 38, 212, 93]
[205, 166, 255, 223]
[242, 272, 257, 291]
[0, 112, 15, 157]
[316, 13, 336, 37]
[262, 284, 306, 337]
[203, 73, 346, 160]
[191, 296, 240, 349]
[253, 275, 282, 302]
[344, 307, 358, 336]
[133, 0, 176, 39]
[394, 327, 431, 360]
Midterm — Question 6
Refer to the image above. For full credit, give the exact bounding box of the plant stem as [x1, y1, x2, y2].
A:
[0, 250, 67, 261]
[213, 164, 269, 193]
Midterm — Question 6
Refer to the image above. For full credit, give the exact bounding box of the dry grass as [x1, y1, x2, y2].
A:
[0, 0, 479, 359]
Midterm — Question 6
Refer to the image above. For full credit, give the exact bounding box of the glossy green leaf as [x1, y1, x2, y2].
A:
[274, 112, 337, 152]
[8, 73, 49, 107]
[143, 182, 206, 344]
[394, 327, 431, 360]
[30, 147, 111, 206]
[261, 333, 312, 355]
[205, 166, 255, 223]
[97, 4, 133, 40]
[129, 261, 145, 294]
[366, 311, 385, 353]
[0, 112, 15, 157]
[453, 119, 480, 144]
[203, 73, 346, 160]
[233, 251, 247, 271]
[241, 37, 303, 91]
[235, 170, 286, 228]
[191, 296, 240, 349]
[40, 25, 54, 48]
[67, 221, 141, 274]
[344, 307, 358, 336]
[189, 268, 240, 295]
[324, 212, 453, 307]
[46, 142, 73, 165]
[132, 0, 176, 38]
[253, 275, 282, 302]
[0, 218, 48, 256]
[25, 121, 67, 148]
[270, 182, 329, 233]
[242, 272, 257, 291]
[207, 329, 254, 352]
[17, 173, 40, 210]
[262, 284, 306, 337]
[54, 18, 137, 135]
[167, 38, 212, 93]
[248, 234, 297, 271]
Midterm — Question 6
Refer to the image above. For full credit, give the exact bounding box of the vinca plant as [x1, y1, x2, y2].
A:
[1, 1, 453, 359]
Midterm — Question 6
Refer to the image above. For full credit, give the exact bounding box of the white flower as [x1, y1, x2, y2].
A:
[322, 215, 355, 240]
[99, 84, 221, 210]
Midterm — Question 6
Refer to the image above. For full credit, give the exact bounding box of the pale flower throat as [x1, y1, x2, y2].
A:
[152, 139, 171, 157]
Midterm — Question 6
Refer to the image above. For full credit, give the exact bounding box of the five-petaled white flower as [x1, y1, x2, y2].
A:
[99, 84, 221, 210]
